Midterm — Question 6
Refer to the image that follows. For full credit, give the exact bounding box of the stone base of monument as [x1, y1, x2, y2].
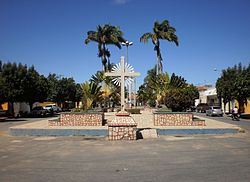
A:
[108, 111, 137, 140]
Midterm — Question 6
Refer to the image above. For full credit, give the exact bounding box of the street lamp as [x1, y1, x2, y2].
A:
[121, 41, 133, 64]
[122, 40, 133, 107]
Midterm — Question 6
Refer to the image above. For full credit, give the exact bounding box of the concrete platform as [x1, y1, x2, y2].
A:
[9, 111, 241, 136]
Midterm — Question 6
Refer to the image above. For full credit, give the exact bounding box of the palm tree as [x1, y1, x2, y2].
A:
[85, 24, 126, 71]
[140, 20, 179, 75]
[81, 81, 102, 110]
[90, 70, 120, 108]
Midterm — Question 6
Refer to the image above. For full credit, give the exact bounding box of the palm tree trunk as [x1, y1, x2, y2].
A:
[155, 44, 162, 75]
[102, 44, 107, 71]
[156, 56, 159, 75]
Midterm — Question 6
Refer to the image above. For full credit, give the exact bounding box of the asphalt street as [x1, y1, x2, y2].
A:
[0, 114, 250, 182]
[195, 112, 250, 132]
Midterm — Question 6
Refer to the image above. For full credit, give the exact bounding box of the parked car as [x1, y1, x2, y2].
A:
[30, 106, 50, 117]
[44, 104, 62, 113]
[206, 106, 223, 117]
[0, 110, 7, 121]
[196, 103, 209, 113]
[0, 110, 7, 117]
[186, 106, 196, 112]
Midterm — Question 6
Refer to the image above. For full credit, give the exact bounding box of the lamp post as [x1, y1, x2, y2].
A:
[121, 41, 133, 64]
[122, 40, 133, 107]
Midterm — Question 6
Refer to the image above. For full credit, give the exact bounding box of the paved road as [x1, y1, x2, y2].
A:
[194, 112, 250, 133]
[1, 115, 250, 182]
[0, 116, 58, 134]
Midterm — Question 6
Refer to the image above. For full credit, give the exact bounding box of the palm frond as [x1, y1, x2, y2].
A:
[151, 34, 158, 45]
[85, 31, 98, 44]
[161, 20, 170, 28]
[85, 24, 127, 71]
[140, 33, 153, 43]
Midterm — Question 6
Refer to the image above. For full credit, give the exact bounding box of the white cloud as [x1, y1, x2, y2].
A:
[113, 0, 130, 5]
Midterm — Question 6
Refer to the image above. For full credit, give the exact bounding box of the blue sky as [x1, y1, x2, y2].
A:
[1, 0, 250, 87]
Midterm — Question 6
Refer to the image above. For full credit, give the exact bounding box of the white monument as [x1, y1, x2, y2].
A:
[105, 56, 140, 112]
[105, 56, 140, 140]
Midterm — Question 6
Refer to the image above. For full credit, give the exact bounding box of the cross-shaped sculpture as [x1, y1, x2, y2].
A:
[105, 56, 140, 111]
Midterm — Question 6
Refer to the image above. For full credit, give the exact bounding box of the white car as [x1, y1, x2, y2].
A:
[206, 106, 223, 117]
[44, 104, 62, 113]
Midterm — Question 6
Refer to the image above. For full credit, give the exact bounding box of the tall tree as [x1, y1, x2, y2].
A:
[22, 66, 49, 110]
[0, 61, 6, 104]
[47, 74, 60, 102]
[75, 83, 83, 108]
[85, 24, 126, 71]
[137, 67, 170, 106]
[0, 63, 27, 115]
[138, 69, 198, 110]
[216, 63, 250, 113]
[81, 81, 102, 110]
[216, 69, 234, 112]
[90, 70, 120, 108]
[0, 62, 49, 112]
[165, 74, 198, 111]
[47, 74, 79, 108]
[140, 20, 179, 75]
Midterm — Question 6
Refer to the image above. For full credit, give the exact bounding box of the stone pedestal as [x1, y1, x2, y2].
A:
[108, 111, 137, 140]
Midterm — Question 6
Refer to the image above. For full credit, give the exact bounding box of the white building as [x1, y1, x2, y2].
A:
[196, 85, 219, 106]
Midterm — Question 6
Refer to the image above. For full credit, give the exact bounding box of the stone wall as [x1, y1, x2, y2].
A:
[154, 112, 205, 126]
[108, 115, 137, 140]
[108, 126, 136, 140]
[49, 112, 104, 126]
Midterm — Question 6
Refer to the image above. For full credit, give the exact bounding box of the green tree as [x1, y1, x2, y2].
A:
[22, 66, 49, 110]
[138, 68, 169, 106]
[81, 81, 102, 110]
[165, 74, 198, 111]
[47, 74, 79, 108]
[137, 67, 157, 106]
[0, 61, 6, 104]
[138, 69, 198, 110]
[137, 84, 148, 106]
[0, 62, 27, 115]
[165, 85, 198, 112]
[155, 72, 170, 104]
[0, 62, 50, 113]
[0, 62, 49, 115]
[47, 73, 59, 102]
[137, 67, 170, 106]
[216, 70, 234, 112]
[56, 77, 77, 108]
[140, 20, 179, 75]
[216, 63, 250, 113]
[75, 83, 83, 108]
[90, 70, 120, 108]
[169, 73, 186, 88]
[85, 24, 126, 71]
[232, 64, 250, 112]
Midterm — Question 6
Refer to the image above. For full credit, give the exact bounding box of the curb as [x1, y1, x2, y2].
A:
[9, 128, 108, 136]
[9, 127, 240, 136]
[157, 128, 239, 135]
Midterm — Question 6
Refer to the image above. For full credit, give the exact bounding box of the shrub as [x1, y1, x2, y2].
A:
[71, 108, 81, 112]
[148, 99, 156, 107]
[157, 108, 172, 112]
[126, 108, 141, 114]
